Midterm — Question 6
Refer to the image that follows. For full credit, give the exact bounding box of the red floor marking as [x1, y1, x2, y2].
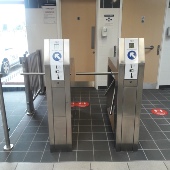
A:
[71, 102, 77, 107]
[71, 102, 89, 108]
[151, 108, 168, 116]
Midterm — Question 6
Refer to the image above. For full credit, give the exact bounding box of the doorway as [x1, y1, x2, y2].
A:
[61, 0, 96, 83]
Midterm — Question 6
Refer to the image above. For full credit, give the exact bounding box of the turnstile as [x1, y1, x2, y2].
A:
[107, 38, 145, 151]
[44, 39, 72, 152]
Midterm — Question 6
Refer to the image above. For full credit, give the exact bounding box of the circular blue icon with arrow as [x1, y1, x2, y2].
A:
[52, 52, 62, 61]
[127, 51, 137, 60]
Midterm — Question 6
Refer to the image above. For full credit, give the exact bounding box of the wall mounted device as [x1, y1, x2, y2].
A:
[101, 26, 107, 37]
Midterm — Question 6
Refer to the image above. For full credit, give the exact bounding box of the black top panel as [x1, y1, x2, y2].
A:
[100, 0, 120, 8]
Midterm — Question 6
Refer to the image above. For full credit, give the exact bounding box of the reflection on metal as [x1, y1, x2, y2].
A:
[106, 38, 145, 151]
[21, 73, 45, 75]
[44, 39, 72, 152]
[145, 45, 154, 50]
[91, 26, 95, 49]
[0, 74, 13, 151]
[71, 81, 94, 87]
[76, 72, 118, 75]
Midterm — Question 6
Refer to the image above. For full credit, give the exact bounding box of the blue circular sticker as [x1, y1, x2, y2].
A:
[127, 51, 137, 60]
[52, 52, 62, 61]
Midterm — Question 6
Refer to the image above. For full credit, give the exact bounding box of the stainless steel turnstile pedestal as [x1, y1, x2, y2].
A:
[107, 38, 145, 151]
[44, 39, 72, 152]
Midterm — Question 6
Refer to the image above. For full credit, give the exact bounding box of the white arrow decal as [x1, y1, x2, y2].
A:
[130, 52, 136, 59]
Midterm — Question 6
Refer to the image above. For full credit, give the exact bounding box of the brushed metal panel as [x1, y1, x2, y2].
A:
[66, 114, 72, 145]
[121, 116, 135, 151]
[44, 65, 55, 145]
[133, 38, 145, 146]
[54, 117, 66, 145]
[63, 39, 70, 66]
[51, 80, 65, 87]
[116, 38, 125, 151]
[63, 39, 72, 145]
[123, 80, 137, 87]
[52, 88, 66, 117]
[122, 87, 136, 117]
[138, 38, 145, 64]
[121, 87, 136, 150]
[44, 39, 50, 66]
[116, 75, 124, 149]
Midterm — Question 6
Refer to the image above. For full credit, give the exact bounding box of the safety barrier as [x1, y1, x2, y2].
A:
[20, 50, 45, 115]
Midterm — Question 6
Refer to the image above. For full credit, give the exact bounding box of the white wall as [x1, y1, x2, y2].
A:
[25, 7, 58, 56]
[95, 4, 121, 88]
[157, 2, 170, 87]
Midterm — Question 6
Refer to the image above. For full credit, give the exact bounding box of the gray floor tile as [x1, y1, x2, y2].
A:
[16, 163, 54, 170]
[93, 133, 107, 140]
[93, 141, 109, 151]
[6, 152, 26, 162]
[13, 142, 31, 151]
[144, 150, 165, 160]
[150, 132, 167, 140]
[18, 133, 35, 142]
[128, 161, 167, 170]
[161, 150, 170, 160]
[78, 141, 93, 150]
[53, 162, 90, 170]
[111, 150, 129, 162]
[77, 151, 94, 161]
[91, 162, 129, 170]
[164, 161, 170, 169]
[0, 151, 10, 162]
[78, 133, 92, 140]
[59, 152, 76, 161]
[0, 163, 18, 170]
[33, 134, 49, 142]
[94, 151, 111, 161]
[23, 152, 43, 162]
[155, 140, 170, 149]
[128, 150, 147, 160]
[41, 151, 59, 162]
[29, 142, 46, 151]
[140, 141, 158, 149]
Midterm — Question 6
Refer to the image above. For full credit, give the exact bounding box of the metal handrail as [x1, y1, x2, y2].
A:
[21, 73, 45, 75]
[76, 71, 118, 75]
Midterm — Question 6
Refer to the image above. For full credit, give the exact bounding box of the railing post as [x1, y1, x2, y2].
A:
[21, 57, 35, 115]
[0, 74, 13, 151]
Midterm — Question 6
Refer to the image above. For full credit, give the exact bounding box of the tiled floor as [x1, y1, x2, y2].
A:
[0, 88, 170, 162]
[1, 161, 170, 170]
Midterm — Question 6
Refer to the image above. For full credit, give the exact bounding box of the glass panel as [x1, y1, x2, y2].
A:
[0, 4, 27, 85]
